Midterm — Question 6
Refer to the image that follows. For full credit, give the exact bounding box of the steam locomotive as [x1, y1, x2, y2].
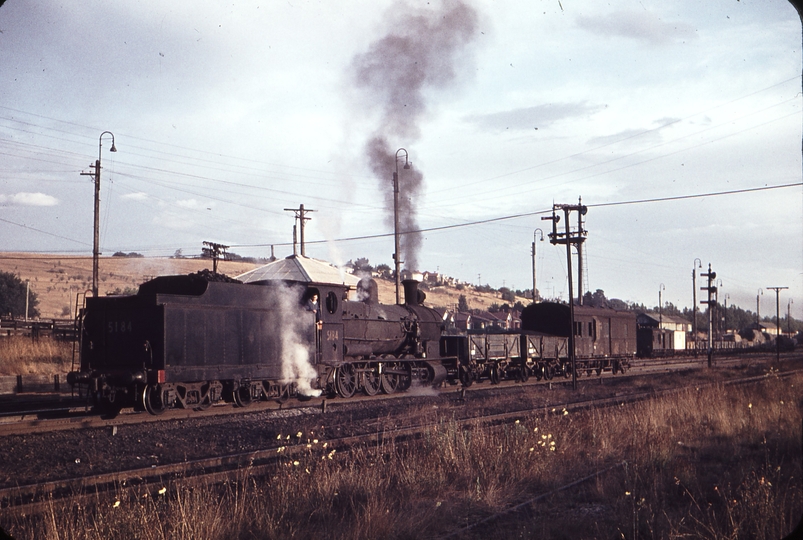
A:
[68, 269, 636, 415]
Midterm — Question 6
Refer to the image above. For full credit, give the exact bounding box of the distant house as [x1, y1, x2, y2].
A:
[637, 312, 690, 351]
[454, 312, 472, 331]
[433, 307, 455, 327]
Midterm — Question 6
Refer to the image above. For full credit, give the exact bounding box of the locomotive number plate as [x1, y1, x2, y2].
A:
[108, 321, 133, 333]
[325, 329, 339, 341]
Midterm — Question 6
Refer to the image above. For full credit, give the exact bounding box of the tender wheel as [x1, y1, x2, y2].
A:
[336, 364, 357, 398]
[362, 365, 381, 396]
[193, 383, 212, 411]
[233, 384, 253, 407]
[143, 384, 167, 415]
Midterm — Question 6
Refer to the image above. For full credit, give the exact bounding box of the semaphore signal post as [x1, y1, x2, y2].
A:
[542, 200, 588, 391]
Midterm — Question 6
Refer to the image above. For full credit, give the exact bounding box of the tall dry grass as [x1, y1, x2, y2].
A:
[0, 336, 74, 376]
[5, 372, 802, 539]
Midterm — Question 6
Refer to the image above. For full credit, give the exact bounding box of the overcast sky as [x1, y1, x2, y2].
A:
[0, 0, 801, 317]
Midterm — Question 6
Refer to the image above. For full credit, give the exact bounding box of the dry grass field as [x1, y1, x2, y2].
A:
[5, 371, 801, 539]
[0, 252, 520, 320]
[0, 253, 261, 319]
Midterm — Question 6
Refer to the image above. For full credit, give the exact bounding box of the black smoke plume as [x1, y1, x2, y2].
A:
[352, 0, 479, 273]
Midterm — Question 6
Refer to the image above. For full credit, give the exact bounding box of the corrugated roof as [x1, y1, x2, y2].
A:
[236, 255, 360, 287]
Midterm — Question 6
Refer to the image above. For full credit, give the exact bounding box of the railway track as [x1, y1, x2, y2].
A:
[0, 350, 788, 437]
[2, 361, 799, 518]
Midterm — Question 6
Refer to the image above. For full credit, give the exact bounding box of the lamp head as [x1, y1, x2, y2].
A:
[110, 143, 117, 153]
[403, 161, 410, 170]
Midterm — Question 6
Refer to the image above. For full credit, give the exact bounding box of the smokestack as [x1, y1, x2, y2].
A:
[403, 279, 426, 306]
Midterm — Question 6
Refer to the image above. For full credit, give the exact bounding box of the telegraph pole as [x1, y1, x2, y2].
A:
[542, 201, 588, 391]
[80, 131, 116, 297]
[202, 241, 229, 274]
[284, 204, 315, 257]
[767, 286, 788, 365]
[700, 264, 716, 368]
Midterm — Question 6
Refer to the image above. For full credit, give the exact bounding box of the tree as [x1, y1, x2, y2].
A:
[499, 287, 515, 302]
[375, 263, 392, 279]
[583, 289, 610, 308]
[457, 294, 469, 313]
[0, 271, 38, 318]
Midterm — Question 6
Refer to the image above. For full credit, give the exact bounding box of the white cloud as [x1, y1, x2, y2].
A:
[122, 192, 149, 201]
[176, 199, 201, 209]
[576, 10, 697, 45]
[0, 193, 59, 206]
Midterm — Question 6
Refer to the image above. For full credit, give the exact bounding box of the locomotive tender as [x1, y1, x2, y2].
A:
[68, 268, 637, 415]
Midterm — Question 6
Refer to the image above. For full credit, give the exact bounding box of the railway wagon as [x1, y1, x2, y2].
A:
[443, 330, 568, 385]
[520, 302, 637, 374]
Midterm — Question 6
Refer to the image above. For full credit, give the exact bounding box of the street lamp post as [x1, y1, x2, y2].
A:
[723, 293, 730, 336]
[715, 278, 722, 341]
[659, 283, 665, 350]
[757, 288, 763, 325]
[82, 131, 117, 298]
[531, 229, 543, 305]
[767, 286, 788, 365]
[393, 148, 410, 305]
[692, 258, 701, 353]
[788, 298, 794, 336]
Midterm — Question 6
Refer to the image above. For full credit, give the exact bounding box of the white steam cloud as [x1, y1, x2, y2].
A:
[275, 283, 322, 397]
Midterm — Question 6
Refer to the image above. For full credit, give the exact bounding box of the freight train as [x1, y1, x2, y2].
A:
[67, 269, 637, 414]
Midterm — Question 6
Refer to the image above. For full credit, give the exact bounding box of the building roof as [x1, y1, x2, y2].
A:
[235, 255, 360, 287]
[638, 312, 691, 326]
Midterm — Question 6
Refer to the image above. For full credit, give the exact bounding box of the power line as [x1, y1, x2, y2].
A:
[232, 181, 803, 249]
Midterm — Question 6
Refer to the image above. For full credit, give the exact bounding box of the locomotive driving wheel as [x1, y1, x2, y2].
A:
[142, 384, 168, 415]
[362, 364, 381, 396]
[336, 363, 357, 398]
[381, 362, 411, 394]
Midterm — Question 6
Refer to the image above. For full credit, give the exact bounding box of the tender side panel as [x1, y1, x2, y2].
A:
[162, 302, 315, 382]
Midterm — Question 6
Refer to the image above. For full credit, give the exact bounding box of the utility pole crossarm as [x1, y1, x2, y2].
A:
[284, 204, 315, 257]
[202, 241, 230, 274]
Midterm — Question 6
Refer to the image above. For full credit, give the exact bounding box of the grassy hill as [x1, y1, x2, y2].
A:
[0, 253, 526, 319]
